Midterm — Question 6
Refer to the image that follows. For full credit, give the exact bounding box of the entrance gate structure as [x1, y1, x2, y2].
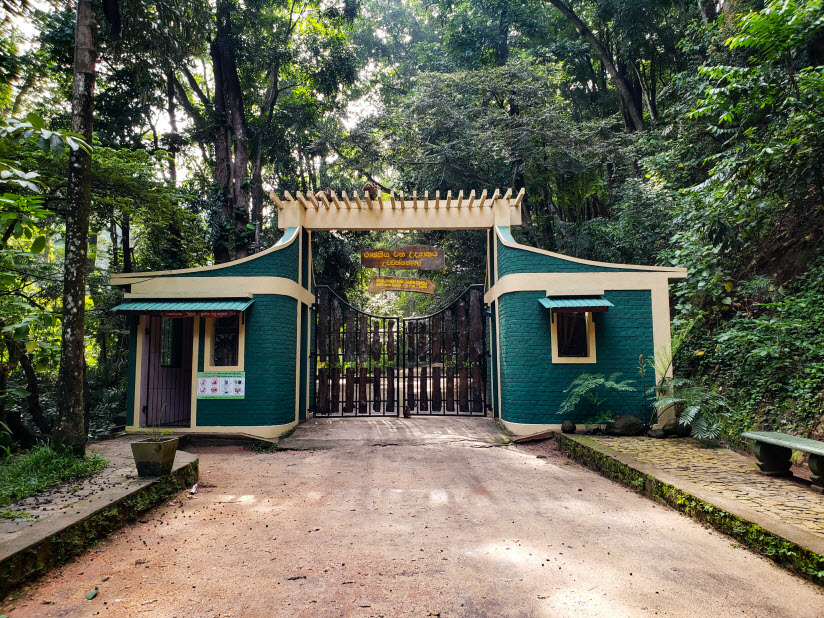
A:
[312, 284, 487, 417]
[113, 185, 686, 440]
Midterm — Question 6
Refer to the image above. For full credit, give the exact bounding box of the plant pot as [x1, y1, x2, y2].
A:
[131, 437, 179, 477]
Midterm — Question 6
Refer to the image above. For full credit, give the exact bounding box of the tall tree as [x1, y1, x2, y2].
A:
[52, 0, 99, 455]
[543, 0, 644, 130]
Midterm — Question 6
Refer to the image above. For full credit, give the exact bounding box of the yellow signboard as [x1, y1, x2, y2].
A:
[368, 276, 436, 295]
[361, 245, 444, 270]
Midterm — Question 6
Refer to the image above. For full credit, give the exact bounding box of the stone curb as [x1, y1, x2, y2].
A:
[554, 433, 824, 588]
[0, 455, 199, 600]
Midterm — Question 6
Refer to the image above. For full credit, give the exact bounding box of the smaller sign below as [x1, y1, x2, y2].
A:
[160, 311, 195, 318]
[368, 276, 436, 295]
[200, 310, 237, 319]
[361, 245, 445, 270]
[197, 371, 245, 399]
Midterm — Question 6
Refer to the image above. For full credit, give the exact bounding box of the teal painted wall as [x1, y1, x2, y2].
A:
[497, 290, 654, 425]
[125, 316, 138, 426]
[309, 308, 316, 412]
[163, 229, 300, 282]
[299, 303, 309, 422]
[301, 229, 311, 290]
[496, 232, 638, 277]
[488, 304, 499, 418]
[196, 295, 298, 426]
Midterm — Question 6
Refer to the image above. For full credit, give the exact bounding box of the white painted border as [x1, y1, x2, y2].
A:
[500, 420, 563, 436]
[126, 421, 298, 440]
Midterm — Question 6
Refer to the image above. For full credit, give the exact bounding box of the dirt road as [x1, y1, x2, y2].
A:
[4, 428, 823, 617]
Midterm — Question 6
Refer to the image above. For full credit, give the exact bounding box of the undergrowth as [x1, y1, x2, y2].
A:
[676, 256, 824, 445]
[0, 445, 107, 507]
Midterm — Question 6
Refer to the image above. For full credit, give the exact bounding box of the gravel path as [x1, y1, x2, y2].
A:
[4, 438, 823, 617]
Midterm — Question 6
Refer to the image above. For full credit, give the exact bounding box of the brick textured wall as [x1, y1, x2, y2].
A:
[164, 229, 300, 282]
[498, 290, 654, 425]
[496, 234, 638, 277]
[309, 309, 316, 410]
[196, 295, 298, 426]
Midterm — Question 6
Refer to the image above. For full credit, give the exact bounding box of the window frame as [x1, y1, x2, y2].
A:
[204, 313, 246, 371]
[551, 310, 597, 364]
[159, 317, 184, 368]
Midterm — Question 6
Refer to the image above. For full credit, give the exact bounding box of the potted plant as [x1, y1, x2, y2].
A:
[131, 405, 179, 477]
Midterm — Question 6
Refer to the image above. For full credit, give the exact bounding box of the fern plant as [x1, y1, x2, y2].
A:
[653, 318, 732, 441]
[557, 368, 657, 426]
[558, 318, 733, 438]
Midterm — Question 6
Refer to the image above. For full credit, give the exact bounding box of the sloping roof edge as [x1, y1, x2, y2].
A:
[109, 226, 300, 286]
[495, 226, 687, 278]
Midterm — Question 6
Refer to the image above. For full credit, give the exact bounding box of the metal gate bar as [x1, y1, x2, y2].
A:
[402, 284, 487, 416]
[312, 286, 402, 417]
[312, 284, 488, 418]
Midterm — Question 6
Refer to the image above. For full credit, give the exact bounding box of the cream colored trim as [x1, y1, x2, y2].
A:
[493, 236, 503, 417]
[651, 282, 674, 379]
[547, 289, 604, 297]
[297, 227, 303, 288]
[274, 188, 524, 231]
[125, 291, 253, 300]
[500, 420, 563, 436]
[484, 272, 678, 305]
[125, 276, 314, 306]
[133, 315, 145, 427]
[189, 316, 200, 430]
[126, 421, 298, 440]
[494, 226, 688, 274]
[203, 314, 246, 372]
[550, 311, 597, 364]
[486, 272, 676, 389]
[111, 227, 299, 283]
[294, 204, 522, 231]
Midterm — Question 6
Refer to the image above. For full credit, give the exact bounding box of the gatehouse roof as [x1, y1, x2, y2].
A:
[272, 187, 524, 230]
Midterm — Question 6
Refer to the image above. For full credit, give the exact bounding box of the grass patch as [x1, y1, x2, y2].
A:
[0, 508, 37, 521]
[247, 440, 278, 453]
[0, 445, 107, 507]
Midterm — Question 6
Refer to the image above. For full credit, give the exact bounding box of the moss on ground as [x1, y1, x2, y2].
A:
[0, 459, 198, 600]
[555, 434, 824, 587]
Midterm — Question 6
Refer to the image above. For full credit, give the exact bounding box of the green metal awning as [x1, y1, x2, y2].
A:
[112, 299, 254, 313]
[538, 297, 613, 313]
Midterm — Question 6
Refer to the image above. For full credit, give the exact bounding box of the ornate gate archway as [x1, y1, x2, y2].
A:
[312, 285, 487, 417]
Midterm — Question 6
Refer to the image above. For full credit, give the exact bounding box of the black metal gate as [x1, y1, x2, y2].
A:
[312, 284, 487, 417]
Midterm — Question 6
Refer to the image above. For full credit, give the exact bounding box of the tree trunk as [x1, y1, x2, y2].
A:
[121, 214, 132, 273]
[211, 36, 233, 265]
[18, 349, 51, 435]
[166, 70, 177, 184]
[54, 0, 98, 457]
[544, 0, 644, 131]
[216, 0, 250, 260]
[697, 0, 717, 24]
[496, 4, 510, 66]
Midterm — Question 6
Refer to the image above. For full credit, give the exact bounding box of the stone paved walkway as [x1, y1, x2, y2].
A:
[590, 436, 824, 541]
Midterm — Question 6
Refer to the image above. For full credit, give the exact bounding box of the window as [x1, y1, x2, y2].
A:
[160, 318, 183, 368]
[551, 311, 596, 364]
[213, 315, 240, 367]
[556, 312, 588, 357]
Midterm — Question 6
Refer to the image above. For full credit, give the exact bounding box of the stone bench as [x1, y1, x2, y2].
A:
[742, 431, 824, 494]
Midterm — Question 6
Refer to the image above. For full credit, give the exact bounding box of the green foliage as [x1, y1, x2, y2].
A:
[558, 362, 657, 426]
[0, 444, 107, 507]
[679, 257, 824, 443]
[247, 440, 278, 453]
